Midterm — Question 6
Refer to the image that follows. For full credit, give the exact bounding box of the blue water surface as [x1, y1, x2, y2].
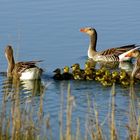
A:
[0, 0, 140, 139]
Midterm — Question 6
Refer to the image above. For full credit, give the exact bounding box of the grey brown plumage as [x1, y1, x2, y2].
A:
[80, 27, 138, 62]
[12, 61, 43, 78]
[5, 45, 43, 80]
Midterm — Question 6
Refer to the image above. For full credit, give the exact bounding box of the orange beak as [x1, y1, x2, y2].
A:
[125, 52, 132, 57]
[80, 28, 87, 33]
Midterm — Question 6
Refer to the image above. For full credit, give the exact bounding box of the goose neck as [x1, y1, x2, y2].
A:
[7, 56, 15, 75]
[89, 34, 97, 52]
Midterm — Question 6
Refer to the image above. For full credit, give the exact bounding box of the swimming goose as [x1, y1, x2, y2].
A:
[5, 45, 43, 80]
[80, 27, 138, 62]
[62, 66, 73, 80]
[53, 68, 63, 80]
[71, 63, 84, 80]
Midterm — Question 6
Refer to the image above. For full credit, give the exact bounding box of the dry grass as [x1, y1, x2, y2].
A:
[0, 79, 140, 140]
[110, 83, 117, 140]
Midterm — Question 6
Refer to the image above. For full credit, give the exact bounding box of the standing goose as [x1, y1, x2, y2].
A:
[80, 27, 138, 62]
[5, 45, 43, 80]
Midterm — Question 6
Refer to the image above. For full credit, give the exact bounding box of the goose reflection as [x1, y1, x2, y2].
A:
[86, 59, 119, 70]
[0, 72, 7, 77]
[91, 59, 133, 72]
[96, 61, 119, 69]
[20, 79, 45, 96]
[2, 78, 45, 100]
[119, 61, 133, 72]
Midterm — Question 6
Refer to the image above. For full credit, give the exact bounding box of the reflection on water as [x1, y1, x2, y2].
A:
[119, 61, 133, 72]
[2, 78, 45, 102]
[0, 72, 7, 77]
[0, 59, 137, 139]
[96, 61, 119, 70]
[20, 79, 45, 95]
[1, 69, 140, 139]
[86, 59, 133, 72]
[0, 0, 140, 138]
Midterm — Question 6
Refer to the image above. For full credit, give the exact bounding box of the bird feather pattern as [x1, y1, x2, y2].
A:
[101, 44, 136, 56]
[13, 60, 43, 77]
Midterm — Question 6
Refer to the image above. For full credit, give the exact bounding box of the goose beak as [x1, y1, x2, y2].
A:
[124, 46, 140, 58]
[80, 28, 87, 32]
[125, 52, 132, 57]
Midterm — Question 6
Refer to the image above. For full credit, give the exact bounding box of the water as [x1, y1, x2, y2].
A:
[1, 0, 140, 139]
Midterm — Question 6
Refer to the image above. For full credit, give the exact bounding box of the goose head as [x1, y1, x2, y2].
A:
[80, 27, 97, 36]
[71, 63, 80, 71]
[5, 45, 14, 63]
[112, 71, 119, 79]
[125, 50, 140, 58]
[80, 27, 97, 53]
[53, 68, 61, 74]
[63, 66, 70, 73]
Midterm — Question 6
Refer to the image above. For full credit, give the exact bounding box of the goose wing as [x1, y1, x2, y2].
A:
[13, 60, 43, 76]
[100, 44, 136, 56]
